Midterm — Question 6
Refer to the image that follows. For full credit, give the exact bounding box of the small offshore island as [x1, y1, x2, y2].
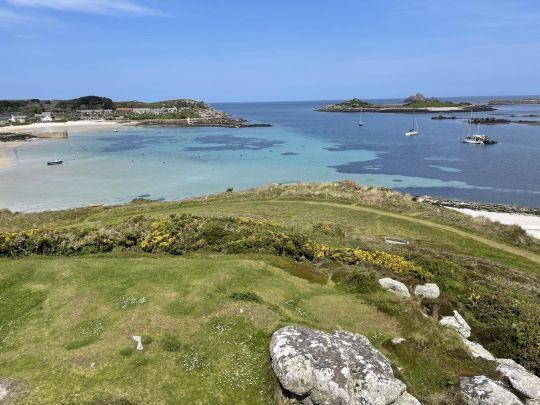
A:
[316, 93, 495, 113]
[0, 95, 270, 141]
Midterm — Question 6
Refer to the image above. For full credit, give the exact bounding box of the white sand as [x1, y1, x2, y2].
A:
[0, 120, 135, 134]
[449, 207, 540, 239]
[0, 143, 15, 169]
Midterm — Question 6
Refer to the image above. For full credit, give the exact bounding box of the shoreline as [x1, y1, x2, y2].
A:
[0, 120, 136, 135]
[448, 207, 540, 239]
[413, 195, 540, 239]
[0, 142, 18, 169]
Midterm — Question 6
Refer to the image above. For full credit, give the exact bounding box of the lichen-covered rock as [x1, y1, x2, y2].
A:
[393, 391, 422, 404]
[414, 283, 440, 299]
[497, 359, 540, 402]
[439, 310, 471, 338]
[269, 326, 419, 405]
[0, 378, 25, 403]
[461, 337, 495, 361]
[378, 278, 410, 298]
[460, 375, 522, 405]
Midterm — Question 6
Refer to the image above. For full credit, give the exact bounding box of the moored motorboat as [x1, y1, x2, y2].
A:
[462, 111, 497, 145]
[47, 159, 63, 165]
[462, 135, 497, 145]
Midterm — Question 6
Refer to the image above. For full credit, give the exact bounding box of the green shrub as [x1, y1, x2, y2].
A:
[161, 334, 182, 352]
[132, 356, 149, 367]
[228, 292, 262, 303]
[119, 347, 134, 357]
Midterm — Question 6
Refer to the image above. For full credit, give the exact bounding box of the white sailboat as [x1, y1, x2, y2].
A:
[358, 107, 364, 126]
[405, 113, 419, 136]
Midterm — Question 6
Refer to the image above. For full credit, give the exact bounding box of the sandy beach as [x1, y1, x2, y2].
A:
[0, 143, 16, 169]
[0, 120, 135, 134]
[449, 207, 540, 239]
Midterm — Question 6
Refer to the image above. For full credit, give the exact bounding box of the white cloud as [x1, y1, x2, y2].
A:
[0, 6, 31, 26]
[5, 0, 163, 16]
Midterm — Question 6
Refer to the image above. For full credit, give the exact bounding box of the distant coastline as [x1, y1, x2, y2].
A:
[316, 93, 496, 113]
[0, 95, 271, 137]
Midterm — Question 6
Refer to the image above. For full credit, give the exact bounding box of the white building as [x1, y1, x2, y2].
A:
[10, 114, 27, 123]
[35, 112, 53, 122]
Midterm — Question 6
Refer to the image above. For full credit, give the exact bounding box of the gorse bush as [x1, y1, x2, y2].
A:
[0, 214, 426, 278]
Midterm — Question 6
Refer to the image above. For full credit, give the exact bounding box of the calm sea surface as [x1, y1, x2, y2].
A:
[1, 97, 540, 211]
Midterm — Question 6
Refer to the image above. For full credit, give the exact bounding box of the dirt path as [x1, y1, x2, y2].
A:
[270, 200, 540, 265]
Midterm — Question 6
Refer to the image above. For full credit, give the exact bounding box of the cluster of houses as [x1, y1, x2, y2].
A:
[0, 106, 190, 126]
[75, 107, 180, 120]
[0, 111, 59, 125]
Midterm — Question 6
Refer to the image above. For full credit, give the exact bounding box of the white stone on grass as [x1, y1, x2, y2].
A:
[461, 337, 496, 361]
[270, 326, 420, 405]
[132, 335, 143, 351]
[378, 278, 411, 298]
[497, 358, 540, 402]
[460, 375, 522, 405]
[439, 310, 471, 338]
[414, 283, 440, 299]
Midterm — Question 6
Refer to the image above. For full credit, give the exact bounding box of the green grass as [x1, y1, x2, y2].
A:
[403, 100, 471, 108]
[0, 183, 539, 403]
[0, 252, 499, 404]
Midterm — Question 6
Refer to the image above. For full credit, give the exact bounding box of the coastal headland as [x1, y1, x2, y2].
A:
[0, 182, 539, 403]
[316, 93, 495, 113]
[0, 95, 270, 137]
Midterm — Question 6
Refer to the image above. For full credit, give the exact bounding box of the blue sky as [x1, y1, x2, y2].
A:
[1, 0, 539, 102]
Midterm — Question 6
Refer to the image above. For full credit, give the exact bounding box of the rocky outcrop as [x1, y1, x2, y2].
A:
[414, 283, 440, 299]
[461, 338, 495, 361]
[460, 375, 522, 404]
[269, 326, 419, 405]
[439, 310, 471, 338]
[404, 93, 428, 103]
[378, 278, 411, 298]
[393, 391, 421, 404]
[496, 359, 540, 403]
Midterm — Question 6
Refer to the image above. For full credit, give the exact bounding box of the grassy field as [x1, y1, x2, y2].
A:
[0, 182, 538, 404]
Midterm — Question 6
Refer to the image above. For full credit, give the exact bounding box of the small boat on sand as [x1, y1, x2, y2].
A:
[47, 159, 63, 166]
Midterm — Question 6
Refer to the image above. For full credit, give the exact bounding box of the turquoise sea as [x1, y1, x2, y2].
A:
[1, 97, 540, 211]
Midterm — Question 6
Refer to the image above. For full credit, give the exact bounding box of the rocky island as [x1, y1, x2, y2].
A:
[469, 117, 540, 126]
[316, 93, 495, 113]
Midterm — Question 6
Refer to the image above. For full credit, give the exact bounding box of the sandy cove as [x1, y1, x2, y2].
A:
[0, 120, 136, 135]
[449, 207, 540, 239]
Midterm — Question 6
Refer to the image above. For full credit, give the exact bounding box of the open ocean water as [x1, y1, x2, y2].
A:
[1, 96, 540, 211]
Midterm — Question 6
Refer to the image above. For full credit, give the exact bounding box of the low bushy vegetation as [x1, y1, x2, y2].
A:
[0, 214, 426, 278]
[335, 98, 372, 108]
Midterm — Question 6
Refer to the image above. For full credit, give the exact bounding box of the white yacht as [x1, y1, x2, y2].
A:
[405, 113, 419, 136]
